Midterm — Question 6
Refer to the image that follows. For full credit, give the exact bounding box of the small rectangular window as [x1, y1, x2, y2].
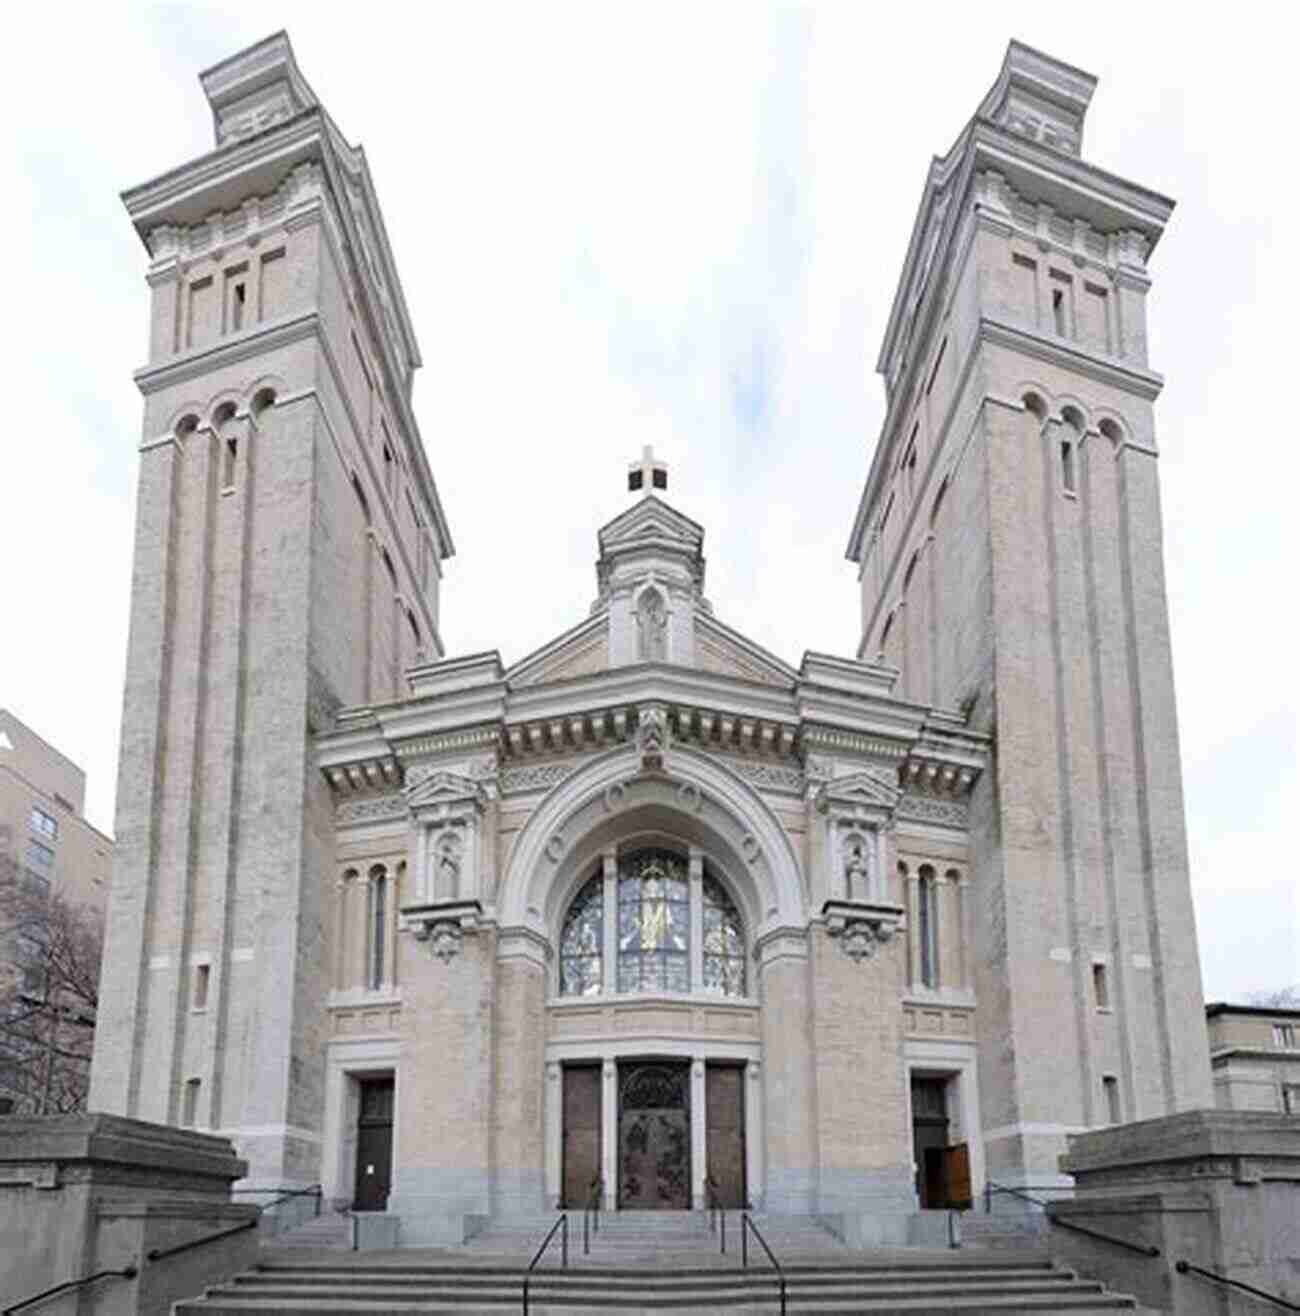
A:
[652, 468, 667, 489]
[192, 963, 210, 1011]
[628, 469, 644, 492]
[1274, 1024, 1296, 1049]
[223, 436, 238, 489]
[1283, 1085, 1300, 1115]
[1103, 1075, 1121, 1124]
[29, 806, 58, 840]
[1092, 962, 1110, 1010]
[182, 1077, 201, 1128]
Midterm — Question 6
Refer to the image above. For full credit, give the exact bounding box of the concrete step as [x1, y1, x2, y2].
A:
[176, 1254, 1140, 1313]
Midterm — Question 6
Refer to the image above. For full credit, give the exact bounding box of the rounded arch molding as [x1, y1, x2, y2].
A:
[497, 743, 806, 942]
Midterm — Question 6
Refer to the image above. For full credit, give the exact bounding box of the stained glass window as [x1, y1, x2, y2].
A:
[559, 874, 604, 996]
[702, 874, 746, 997]
[617, 850, 689, 992]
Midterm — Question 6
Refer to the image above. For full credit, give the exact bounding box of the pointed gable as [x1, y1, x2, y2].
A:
[695, 614, 796, 688]
[507, 615, 609, 688]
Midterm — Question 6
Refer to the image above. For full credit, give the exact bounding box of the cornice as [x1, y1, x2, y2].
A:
[133, 308, 320, 397]
[978, 314, 1165, 400]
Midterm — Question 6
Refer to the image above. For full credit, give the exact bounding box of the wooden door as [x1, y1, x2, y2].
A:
[706, 1063, 746, 1207]
[944, 1142, 972, 1209]
[562, 1064, 602, 1208]
[910, 1076, 949, 1209]
[618, 1062, 690, 1209]
[353, 1077, 394, 1211]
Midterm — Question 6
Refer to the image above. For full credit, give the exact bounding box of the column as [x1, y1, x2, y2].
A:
[544, 1063, 562, 1208]
[601, 850, 617, 994]
[384, 866, 399, 991]
[688, 847, 704, 991]
[956, 872, 970, 991]
[690, 1057, 707, 1208]
[601, 1060, 617, 1208]
[333, 872, 351, 990]
[746, 1061, 764, 1210]
[906, 869, 921, 991]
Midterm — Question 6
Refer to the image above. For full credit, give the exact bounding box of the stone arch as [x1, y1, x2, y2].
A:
[498, 743, 805, 943]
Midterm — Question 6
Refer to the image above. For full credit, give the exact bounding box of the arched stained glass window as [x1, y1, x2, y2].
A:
[702, 875, 746, 997]
[617, 850, 689, 992]
[559, 874, 604, 996]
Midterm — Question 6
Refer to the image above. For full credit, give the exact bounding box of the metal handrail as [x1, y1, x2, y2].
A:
[740, 1212, 787, 1316]
[582, 1175, 602, 1255]
[1175, 1259, 1300, 1311]
[522, 1212, 568, 1316]
[148, 1182, 321, 1262]
[3, 1265, 138, 1315]
[705, 1175, 727, 1254]
[986, 1181, 1159, 1259]
[983, 1180, 1075, 1211]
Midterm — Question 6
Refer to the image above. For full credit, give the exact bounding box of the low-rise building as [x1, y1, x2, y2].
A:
[1206, 1002, 1300, 1115]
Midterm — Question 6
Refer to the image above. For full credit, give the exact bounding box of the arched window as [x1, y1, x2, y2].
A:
[636, 587, 667, 661]
[702, 874, 745, 996]
[918, 865, 938, 989]
[557, 849, 747, 998]
[618, 850, 689, 992]
[559, 874, 604, 997]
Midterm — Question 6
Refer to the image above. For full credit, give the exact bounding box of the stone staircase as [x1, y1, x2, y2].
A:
[173, 1207, 1142, 1313]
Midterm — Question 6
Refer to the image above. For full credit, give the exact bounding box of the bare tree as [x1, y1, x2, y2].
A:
[0, 855, 102, 1114]
[1245, 985, 1300, 1009]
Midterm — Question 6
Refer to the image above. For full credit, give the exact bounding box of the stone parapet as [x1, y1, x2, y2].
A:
[1047, 1110, 1300, 1313]
[0, 1112, 255, 1316]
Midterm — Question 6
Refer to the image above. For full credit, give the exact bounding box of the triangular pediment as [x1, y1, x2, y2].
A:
[507, 615, 609, 688]
[695, 614, 796, 689]
[403, 769, 484, 811]
[598, 495, 704, 556]
[817, 769, 902, 813]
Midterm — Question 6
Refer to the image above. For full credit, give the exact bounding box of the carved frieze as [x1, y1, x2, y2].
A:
[336, 794, 406, 825]
[897, 794, 969, 829]
[500, 762, 575, 794]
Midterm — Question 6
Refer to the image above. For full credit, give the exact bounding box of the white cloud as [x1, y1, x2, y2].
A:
[0, 2, 1294, 1000]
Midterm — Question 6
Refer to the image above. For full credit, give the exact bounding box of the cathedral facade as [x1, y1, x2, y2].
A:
[90, 33, 1213, 1245]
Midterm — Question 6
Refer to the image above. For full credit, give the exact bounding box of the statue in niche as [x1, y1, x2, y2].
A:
[433, 830, 463, 899]
[636, 587, 668, 662]
[843, 831, 872, 901]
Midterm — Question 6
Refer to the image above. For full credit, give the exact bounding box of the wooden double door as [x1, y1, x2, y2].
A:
[561, 1059, 746, 1210]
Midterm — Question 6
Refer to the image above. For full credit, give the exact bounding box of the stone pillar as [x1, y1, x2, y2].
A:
[601, 1060, 617, 1208]
[544, 1062, 562, 1208]
[601, 849, 617, 993]
[811, 905, 916, 1240]
[756, 928, 815, 1213]
[746, 1060, 764, 1209]
[688, 847, 704, 990]
[690, 1056, 707, 1208]
[388, 911, 493, 1244]
[491, 929, 549, 1217]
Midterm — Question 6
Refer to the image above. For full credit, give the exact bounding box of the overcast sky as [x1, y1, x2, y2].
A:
[0, 4, 1294, 1002]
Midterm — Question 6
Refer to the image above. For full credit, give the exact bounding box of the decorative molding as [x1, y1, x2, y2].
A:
[800, 726, 909, 760]
[822, 899, 906, 964]
[500, 762, 576, 794]
[336, 793, 406, 824]
[637, 704, 668, 772]
[402, 899, 483, 962]
[727, 760, 806, 794]
[395, 726, 501, 759]
[897, 794, 970, 828]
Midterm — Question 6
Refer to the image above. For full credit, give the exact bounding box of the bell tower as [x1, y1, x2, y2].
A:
[90, 33, 452, 1188]
[846, 42, 1212, 1187]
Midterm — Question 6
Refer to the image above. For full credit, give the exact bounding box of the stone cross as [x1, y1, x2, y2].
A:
[627, 444, 668, 495]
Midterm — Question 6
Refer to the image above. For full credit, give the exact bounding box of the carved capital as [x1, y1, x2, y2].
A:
[637, 703, 669, 772]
